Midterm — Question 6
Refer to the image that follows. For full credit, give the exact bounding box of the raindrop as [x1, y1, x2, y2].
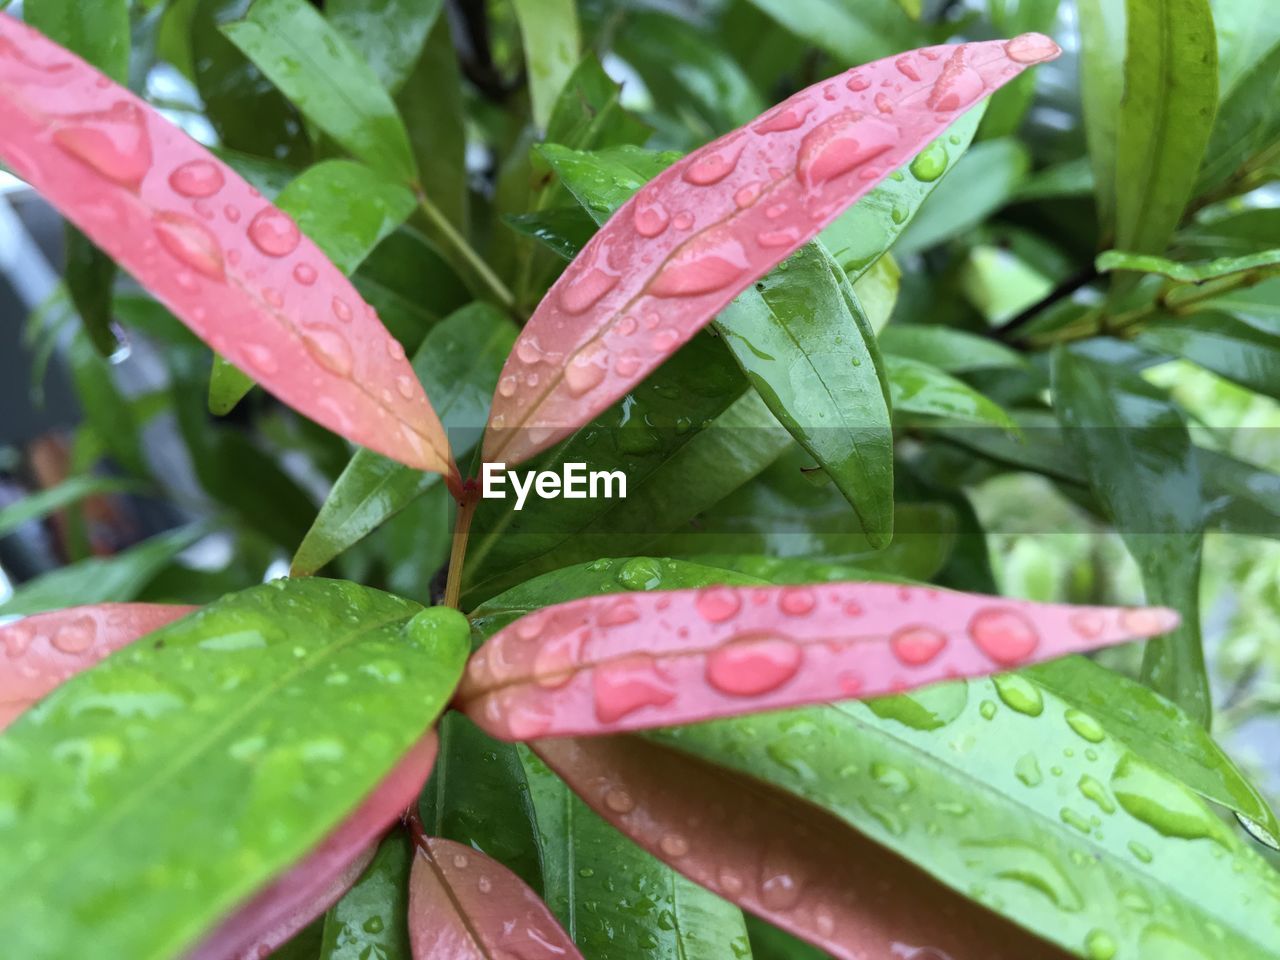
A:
[565, 344, 608, 396]
[895, 56, 922, 81]
[1111, 755, 1231, 846]
[889, 625, 946, 666]
[396, 375, 415, 399]
[650, 229, 750, 297]
[301, 324, 355, 377]
[1070, 611, 1105, 638]
[757, 227, 801, 248]
[673, 211, 695, 230]
[754, 100, 817, 133]
[244, 343, 278, 374]
[1084, 930, 1117, 960]
[992, 673, 1043, 716]
[560, 266, 619, 314]
[926, 49, 986, 112]
[1065, 709, 1106, 743]
[633, 195, 670, 237]
[1014, 753, 1042, 787]
[498, 375, 517, 398]
[51, 617, 96, 654]
[224, 204, 241, 223]
[153, 211, 225, 280]
[53, 101, 152, 191]
[969, 608, 1038, 665]
[332, 297, 353, 322]
[593, 654, 675, 723]
[293, 263, 317, 285]
[874, 93, 894, 114]
[1004, 33, 1060, 65]
[616, 558, 664, 590]
[650, 328, 681, 352]
[778, 587, 815, 616]
[759, 870, 801, 910]
[684, 142, 743, 185]
[604, 788, 635, 813]
[169, 159, 224, 198]
[659, 834, 689, 857]
[1078, 774, 1116, 814]
[615, 350, 643, 377]
[696, 587, 742, 623]
[796, 111, 899, 187]
[846, 75, 870, 92]
[909, 141, 948, 182]
[705, 635, 802, 696]
[248, 208, 301, 257]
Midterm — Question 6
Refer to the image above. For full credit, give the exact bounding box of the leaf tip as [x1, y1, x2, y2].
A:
[1004, 32, 1061, 66]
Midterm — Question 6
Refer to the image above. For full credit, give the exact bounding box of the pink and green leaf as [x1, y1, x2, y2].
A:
[0, 14, 452, 476]
[483, 33, 1061, 466]
[407, 835, 582, 959]
[458, 582, 1176, 739]
[0, 602, 195, 729]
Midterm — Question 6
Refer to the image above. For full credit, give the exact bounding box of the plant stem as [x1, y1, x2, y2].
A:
[993, 262, 1100, 343]
[442, 484, 478, 610]
[416, 192, 517, 314]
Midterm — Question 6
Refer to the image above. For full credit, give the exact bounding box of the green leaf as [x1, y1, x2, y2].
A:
[353, 228, 471, 345]
[894, 138, 1030, 256]
[67, 332, 148, 478]
[517, 746, 752, 959]
[1113, 0, 1218, 255]
[1077, 0, 1126, 234]
[851, 252, 900, 332]
[421, 712, 543, 892]
[739, 0, 921, 64]
[0, 580, 468, 960]
[820, 103, 987, 277]
[512, 0, 580, 130]
[1097, 248, 1280, 283]
[1178, 207, 1280, 257]
[190, 0, 312, 166]
[0, 524, 206, 616]
[538, 143, 682, 225]
[319, 832, 413, 960]
[877, 325, 1026, 373]
[24, 0, 129, 82]
[0, 474, 146, 539]
[64, 228, 119, 357]
[980, 0, 1061, 138]
[503, 207, 598, 262]
[718, 244, 895, 547]
[327, 0, 442, 94]
[612, 9, 765, 133]
[1013, 155, 1095, 202]
[1026, 655, 1280, 849]
[293, 304, 517, 575]
[1051, 348, 1210, 725]
[208, 159, 418, 414]
[1211, 0, 1280, 98]
[1137, 311, 1280, 400]
[1198, 40, 1280, 193]
[1199, 446, 1280, 538]
[885, 355, 1017, 429]
[222, 0, 417, 183]
[650, 680, 1280, 960]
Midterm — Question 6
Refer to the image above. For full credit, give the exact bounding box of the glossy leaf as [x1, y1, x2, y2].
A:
[534, 735, 1066, 960]
[1097, 248, 1280, 283]
[1137, 311, 1280, 401]
[484, 36, 1061, 467]
[1052, 348, 1210, 725]
[0, 603, 194, 729]
[0, 579, 468, 959]
[221, 0, 417, 182]
[24, 0, 128, 82]
[64, 226, 119, 356]
[1198, 39, 1280, 193]
[739, 0, 921, 64]
[654, 682, 1280, 960]
[1076, 0, 1125, 234]
[327, 0, 442, 94]
[885, 354, 1017, 429]
[877, 324, 1025, 372]
[1026, 655, 1280, 848]
[0, 524, 206, 616]
[458, 579, 1176, 739]
[512, 0, 580, 130]
[293, 304, 516, 575]
[0, 474, 144, 538]
[518, 746, 750, 959]
[190, 734, 439, 960]
[1113, 0, 1218, 255]
[408, 837, 581, 959]
[0, 15, 452, 474]
[319, 832, 413, 960]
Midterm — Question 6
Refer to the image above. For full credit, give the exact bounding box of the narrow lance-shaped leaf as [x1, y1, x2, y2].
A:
[511, 0, 580, 130]
[0, 603, 195, 729]
[318, 832, 413, 960]
[1097, 248, 1280, 283]
[0, 580, 469, 959]
[457, 580, 1176, 740]
[190, 733, 439, 960]
[534, 735, 1069, 960]
[407, 837, 582, 959]
[0, 15, 451, 476]
[483, 35, 1061, 467]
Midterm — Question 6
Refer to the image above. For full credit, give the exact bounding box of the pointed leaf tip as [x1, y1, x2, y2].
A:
[0, 603, 196, 729]
[0, 13, 453, 476]
[458, 583, 1178, 740]
[409, 836, 582, 959]
[483, 36, 1057, 466]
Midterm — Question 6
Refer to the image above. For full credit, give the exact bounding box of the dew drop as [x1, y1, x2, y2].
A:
[1120, 608, 1178, 636]
[796, 111, 899, 187]
[909, 140, 948, 182]
[1111, 754, 1230, 846]
[598, 597, 641, 628]
[1015, 753, 1043, 787]
[153, 211, 225, 280]
[650, 229, 750, 298]
[293, 262, 317, 285]
[616, 557, 664, 591]
[969, 607, 1039, 666]
[604, 788, 635, 813]
[846, 74, 870, 92]
[759, 871, 801, 910]
[633, 195, 670, 237]
[926, 48, 986, 112]
[386, 338, 406, 361]
[332, 297, 353, 322]
[1070, 611, 1105, 638]
[757, 227, 801, 248]
[684, 142, 743, 185]
[992, 673, 1043, 716]
[1078, 774, 1116, 814]
[705, 635, 802, 697]
[51, 617, 96, 654]
[565, 344, 608, 396]
[890, 625, 947, 666]
[244, 343, 278, 375]
[53, 101, 152, 191]
[593, 654, 675, 723]
[1005, 32, 1061, 64]
[498, 375, 517, 398]
[1065, 709, 1106, 743]
[673, 211, 695, 230]
[734, 182, 763, 208]
[248, 208, 301, 257]
[874, 92, 894, 114]
[659, 834, 689, 857]
[224, 204, 241, 223]
[1084, 929, 1117, 960]
[778, 587, 816, 616]
[614, 350, 643, 377]
[560, 266, 619, 314]
[301, 324, 355, 377]
[754, 99, 817, 133]
[696, 587, 742, 623]
[169, 159, 224, 198]
[263, 286, 284, 309]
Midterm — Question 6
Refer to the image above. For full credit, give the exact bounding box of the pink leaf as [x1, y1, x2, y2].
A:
[533, 736, 1071, 960]
[408, 836, 582, 960]
[483, 33, 1061, 466]
[0, 14, 453, 476]
[457, 583, 1176, 740]
[188, 732, 440, 960]
[0, 603, 195, 729]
